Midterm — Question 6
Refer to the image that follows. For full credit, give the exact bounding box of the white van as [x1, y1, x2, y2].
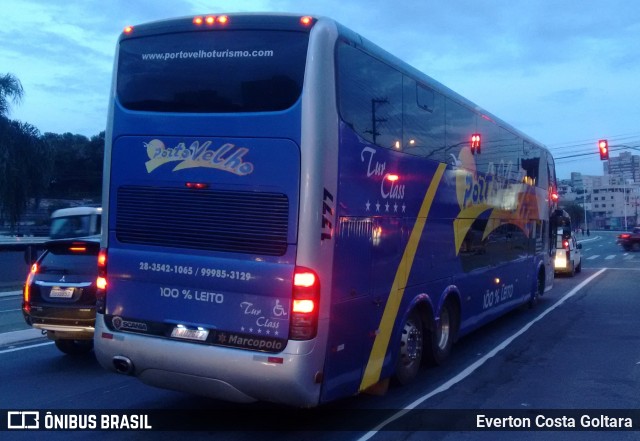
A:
[554, 232, 582, 276]
[50, 207, 102, 240]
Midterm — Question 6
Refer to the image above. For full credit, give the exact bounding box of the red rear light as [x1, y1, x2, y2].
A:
[621, 234, 630, 239]
[300, 16, 313, 26]
[292, 299, 315, 314]
[294, 271, 316, 288]
[185, 182, 209, 189]
[563, 240, 569, 249]
[23, 263, 38, 309]
[290, 267, 319, 340]
[96, 277, 107, 290]
[98, 248, 107, 271]
[97, 248, 108, 313]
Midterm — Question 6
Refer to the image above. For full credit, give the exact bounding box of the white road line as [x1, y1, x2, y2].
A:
[605, 255, 616, 260]
[0, 308, 21, 313]
[0, 341, 53, 354]
[587, 255, 599, 260]
[356, 268, 607, 441]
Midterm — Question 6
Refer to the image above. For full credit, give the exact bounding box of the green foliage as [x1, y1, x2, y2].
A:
[43, 131, 104, 198]
[559, 201, 586, 227]
[0, 72, 104, 228]
[0, 73, 24, 117]
[0, 117, 49, 226]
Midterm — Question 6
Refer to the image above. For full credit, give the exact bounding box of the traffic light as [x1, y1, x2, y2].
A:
[598, 139, 609, 160]
[471, 133, 481, 155]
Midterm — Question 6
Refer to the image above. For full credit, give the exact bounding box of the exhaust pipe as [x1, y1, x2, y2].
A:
[112, 355, 134, 375]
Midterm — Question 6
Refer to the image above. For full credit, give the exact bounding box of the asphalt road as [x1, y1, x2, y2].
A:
[1, 231, 639, 440]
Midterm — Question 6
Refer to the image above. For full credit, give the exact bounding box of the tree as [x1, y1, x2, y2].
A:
[559, 202, 585, 228]
[44, 131, 103, 199]
[0, 118, 49, 228]
[0, 73, 24, 117]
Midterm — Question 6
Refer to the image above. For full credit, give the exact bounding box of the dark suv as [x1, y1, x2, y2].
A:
[22, 239, 100, 355]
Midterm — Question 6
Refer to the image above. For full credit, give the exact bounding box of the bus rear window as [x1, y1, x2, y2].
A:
[117, 30, 309, 113]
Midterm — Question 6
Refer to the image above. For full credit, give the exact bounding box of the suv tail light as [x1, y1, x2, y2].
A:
[563, 240, 569, 249]
[289, 267, 320, 340]
[96, 248, 108, 314]
[23, 263, 38, 313]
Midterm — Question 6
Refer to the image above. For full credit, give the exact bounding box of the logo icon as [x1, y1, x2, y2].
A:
[7, 411, 40, 429]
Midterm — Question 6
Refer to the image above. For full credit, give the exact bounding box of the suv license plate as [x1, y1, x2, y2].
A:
[171, 327, 209, 341]
[50, 287, 75, 298]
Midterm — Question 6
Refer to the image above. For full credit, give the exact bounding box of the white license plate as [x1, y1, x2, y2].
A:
[170, 327, 209, 341]
[50, 286, 75, 298]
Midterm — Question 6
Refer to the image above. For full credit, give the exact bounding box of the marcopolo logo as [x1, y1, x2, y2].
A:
[144, 139, 254, 176]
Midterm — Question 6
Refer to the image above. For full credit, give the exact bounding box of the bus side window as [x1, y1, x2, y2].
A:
[402, 79, 445, 159]
[337, 43, 402, 150]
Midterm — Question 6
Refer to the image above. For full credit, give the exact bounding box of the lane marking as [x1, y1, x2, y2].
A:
[0, 341, 54, 354]
[357, 268, 607, 441]
[587, 255, 599, 260]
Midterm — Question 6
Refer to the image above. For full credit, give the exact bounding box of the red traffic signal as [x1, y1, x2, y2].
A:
[471, 133, 481, 155]
[598, 139, 609, 160]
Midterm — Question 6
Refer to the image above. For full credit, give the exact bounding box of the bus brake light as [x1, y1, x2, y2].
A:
[293, 299, 315, 314]
[97, 277, 107, 290]
[186, 182, 209, 189]
[294, 271, 316, 288]
[290, 267, 320, 340]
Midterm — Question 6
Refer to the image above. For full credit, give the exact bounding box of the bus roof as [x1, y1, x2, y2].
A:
[118, 12, 549, 152]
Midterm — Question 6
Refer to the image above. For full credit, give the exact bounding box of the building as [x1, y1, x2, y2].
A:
[561, 170, 640, 230]
[588, 176, 639, 230]
[603, 151, 640, 183]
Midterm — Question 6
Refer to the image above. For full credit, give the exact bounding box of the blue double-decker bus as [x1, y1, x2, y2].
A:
[95, 13, 558, 407]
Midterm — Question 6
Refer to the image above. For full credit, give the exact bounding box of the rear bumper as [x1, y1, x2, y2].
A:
[94, 314, 325, 407]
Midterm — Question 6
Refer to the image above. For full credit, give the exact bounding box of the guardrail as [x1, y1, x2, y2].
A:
[0, 236, 48, 252]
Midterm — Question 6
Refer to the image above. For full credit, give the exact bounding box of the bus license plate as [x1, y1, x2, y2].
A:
[171, 327, 209, 341]
[50, 287, 75, 298]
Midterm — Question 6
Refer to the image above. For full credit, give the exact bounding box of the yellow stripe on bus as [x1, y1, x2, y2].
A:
[359, 163, 447, 392]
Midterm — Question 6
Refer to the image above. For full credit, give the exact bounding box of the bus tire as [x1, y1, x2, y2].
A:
[529, 270, 544, 309]
[392, 309, 424, 385]
[425, 298, 457, 366]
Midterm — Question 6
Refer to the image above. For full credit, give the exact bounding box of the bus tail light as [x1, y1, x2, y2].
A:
[289, 267, 319, 340]
[97, 248, 108, 314]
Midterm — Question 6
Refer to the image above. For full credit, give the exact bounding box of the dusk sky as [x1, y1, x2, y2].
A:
[3, 0, 640, 179]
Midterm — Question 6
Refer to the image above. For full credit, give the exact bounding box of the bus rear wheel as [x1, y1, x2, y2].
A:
[425, 298, 457, 366]
[392, 310, 424, 385]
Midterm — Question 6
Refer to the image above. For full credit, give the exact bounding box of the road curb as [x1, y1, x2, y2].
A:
[0, 328, 46, 346]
